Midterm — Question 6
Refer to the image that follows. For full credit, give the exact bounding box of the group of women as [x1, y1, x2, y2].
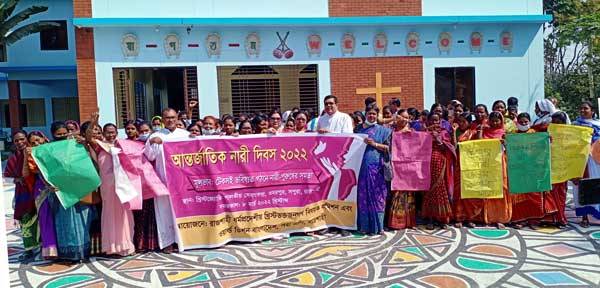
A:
[5, 98, 599, 263]
[354, 99, 600, 235]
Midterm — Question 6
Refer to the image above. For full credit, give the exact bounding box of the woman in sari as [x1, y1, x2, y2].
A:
[65, 120, 81, 137]
[510, 112, 545, 229]
[357, 104, 391, 235]
[430, 103, 453, 135]
[493, 100, 517, 133]
[537, 112, 570, 228]
[124, 120, 138, 141]
[477, 112, 512, 228]
[452, 113, 478, 228]
[531, 99, 557, 131]
[293, 111, 309, 133]
[572, 102, 600, 227]
[5, 130, 38, 261]
[47, 121, 95, 262]
[22, 131, 58, 260]
[422, 113, 455, 229]
[89, 121, 136, 256]
[387, 110, 417, 229]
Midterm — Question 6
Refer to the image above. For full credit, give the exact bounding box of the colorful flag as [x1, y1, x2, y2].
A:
[391, 131, 432, 191]
[32, 139, 101, 208]
[459, 139, 503, 199]
[506, 133, 551, 193]
[548, 124, 593, 183]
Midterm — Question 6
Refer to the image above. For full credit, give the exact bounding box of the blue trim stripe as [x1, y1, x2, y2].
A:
[0, 66, 77, 72]
[73, 15, 552, 27]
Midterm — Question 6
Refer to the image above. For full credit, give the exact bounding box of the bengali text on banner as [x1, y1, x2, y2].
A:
[391, 131, 432, 191]
[459, 139, 504, 199]
[548, 124, 593, 184]
[162, 133, 367, 250]
[505, 133, 551, 194]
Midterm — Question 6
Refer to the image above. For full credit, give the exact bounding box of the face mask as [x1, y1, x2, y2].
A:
[153, 126, 161, 132]
[202, 128, 217, 135]
[517, 123, 530, 132]
[138, 133, 150, 142]
[364, 120, 377, 127]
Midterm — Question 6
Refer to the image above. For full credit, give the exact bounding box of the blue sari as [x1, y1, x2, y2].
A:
[573, 117, 600, 219]
[573, 117, 600, 143]
[49, 193, 95, 261]
[356, 124, 392, 234]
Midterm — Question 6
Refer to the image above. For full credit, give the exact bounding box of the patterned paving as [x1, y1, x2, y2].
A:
[5, 199, 600, 287]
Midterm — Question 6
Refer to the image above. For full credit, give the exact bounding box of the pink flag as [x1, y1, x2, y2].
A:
[116, 139, 169, 200]
[391, 131, 432, 191]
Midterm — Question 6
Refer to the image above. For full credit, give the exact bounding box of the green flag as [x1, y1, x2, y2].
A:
[506, 133, 551, 194]
[32, 139, 101, 208]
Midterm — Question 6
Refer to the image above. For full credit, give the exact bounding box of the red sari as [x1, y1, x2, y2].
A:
[421, 130, 455, 224]
[529, 125, 567, 225]
[510, 129, 545, 223]
[453, 130, 483, 222]
[479, 125, 512, 224]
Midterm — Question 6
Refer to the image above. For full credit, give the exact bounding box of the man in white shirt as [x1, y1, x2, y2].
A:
[317, 95, 354, 134]
[315, 95, 354, 236]
[144, 108, 190, 251]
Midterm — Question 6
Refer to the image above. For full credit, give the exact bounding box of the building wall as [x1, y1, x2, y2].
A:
[91, 0, 329, 18]
[421, 0, 545, 112]
[1, 0, 76, 68]
[423, 26, 545, 113]
[0, 80, 78, 135]
[329, 0, 421, 16]
[422, 0, 542, 16]
[330, 57, 423, 112]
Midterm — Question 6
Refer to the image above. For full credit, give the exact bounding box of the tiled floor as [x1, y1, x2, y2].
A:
[5, 186, 600, 287]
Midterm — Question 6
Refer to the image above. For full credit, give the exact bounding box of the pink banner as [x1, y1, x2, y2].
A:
[161, 134, 366, 249]
[391, 131, 432, 191]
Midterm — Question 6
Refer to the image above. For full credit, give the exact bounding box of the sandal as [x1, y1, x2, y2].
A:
[454, 222, 463, 228]
[497, 223, 506, 229]
[467, 222, 477, 229]
[580, 219, 590, 228]
[425, 223, 435, 230]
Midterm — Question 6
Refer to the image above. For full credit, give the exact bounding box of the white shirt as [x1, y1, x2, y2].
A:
[317, 111, 354, 133]
[143, 128, 190, 248]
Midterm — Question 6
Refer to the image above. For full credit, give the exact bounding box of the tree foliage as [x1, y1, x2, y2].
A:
[544, 0, 600, 118]
[0, 0, 59, 46]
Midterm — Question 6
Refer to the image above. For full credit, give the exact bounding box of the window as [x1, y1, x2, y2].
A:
[52, 97, 79, 122]
[435, 67, 476, 111]
[40, 20, 68, 50]
[0, 43, 6, 62]
[0, 99, 46, 127]
[217, 65, 319, 115]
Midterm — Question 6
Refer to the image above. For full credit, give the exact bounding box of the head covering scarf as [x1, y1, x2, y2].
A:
[28, 130, 50, 143]
[64, 120, 80, 131]
[151, 116, 164, 128]
[533, 99, 571, 126]
[483, 112, 506, 139]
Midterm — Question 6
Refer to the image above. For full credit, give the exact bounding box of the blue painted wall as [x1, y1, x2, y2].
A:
[422, 0, 543, 16]
[91, 0, 329, 18]
[93, 24, 539, 63]
[1, 0, 76, 70]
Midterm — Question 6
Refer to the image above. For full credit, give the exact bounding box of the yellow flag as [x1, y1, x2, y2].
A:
[548, 124, 593, 183]
[459, 139, 504, 199]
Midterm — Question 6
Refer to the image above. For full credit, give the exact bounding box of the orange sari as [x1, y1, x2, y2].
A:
[510, 129, 544, 222]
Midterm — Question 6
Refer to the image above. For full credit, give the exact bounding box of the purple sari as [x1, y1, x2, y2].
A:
[356, 124, 392, 234]
[33, 175, 58, 258]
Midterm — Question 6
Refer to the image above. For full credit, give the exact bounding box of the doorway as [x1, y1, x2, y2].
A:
[216, 64, 319, 115]
[435, 67, 476, 111]
[113, 67, 198, 127]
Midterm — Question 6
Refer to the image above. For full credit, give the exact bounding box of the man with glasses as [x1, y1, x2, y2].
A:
[144, 108, 190, 253]
[317, 95, 353, 134]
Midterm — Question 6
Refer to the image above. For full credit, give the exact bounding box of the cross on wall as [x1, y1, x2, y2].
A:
[355, 72, 402, 108]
